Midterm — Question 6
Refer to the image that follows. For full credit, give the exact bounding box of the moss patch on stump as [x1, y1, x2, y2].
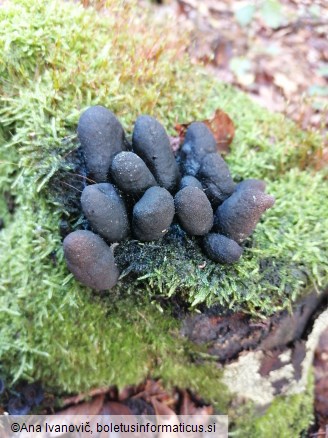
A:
[0, 0, 327, 434]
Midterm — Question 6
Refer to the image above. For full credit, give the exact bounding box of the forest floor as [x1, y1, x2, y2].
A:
[146, 0, 328, 166]
[150, 0, 328, 126]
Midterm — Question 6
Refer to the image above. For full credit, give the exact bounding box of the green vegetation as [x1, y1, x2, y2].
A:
[122, 167, 327, 315]
[0, 4, 326, 433]
[234, 374, 314, 437]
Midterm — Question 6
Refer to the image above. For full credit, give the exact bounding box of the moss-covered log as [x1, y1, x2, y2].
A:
[0, 0, 327, 435]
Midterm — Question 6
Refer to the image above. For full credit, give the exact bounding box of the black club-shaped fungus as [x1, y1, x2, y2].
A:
[174, 186, 213, 236]
[132, 186, 175, 241]
[63, 106, 277, 288]
[77, 105, 127, 182]
[203, 233, 243, 264]
[132, 115, 181, 192]
[214, 189, 275, 243]
[179, 175, 203, 190]
[81, 183, 130, 243]
[198, 152, 235, 208]
[180, 122, 217, 176]
[235, 178, 266, 193]
[63, 230, 119, 290]
[110, 151, 157, 196]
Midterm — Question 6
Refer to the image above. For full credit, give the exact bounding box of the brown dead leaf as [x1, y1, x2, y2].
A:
[56, 379, 212, 419]
[179, 389, 212, 415]
[175, 108, 235, 154]
[174, 122, 188, 144]
[179, 389, 195, 415]
[62, 386, 112, 407]
[133, 379, 172, 405]
[203, 109, 235, 153]
[59, 394, 105, 415]
[151, 397, 176, 416]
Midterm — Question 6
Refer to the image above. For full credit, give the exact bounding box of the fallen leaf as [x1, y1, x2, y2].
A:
[54, 378, 214, 429]
[151, 397, 176, 416]
[58, 394, 105, 415]
[203, 109, 235, 153]
[178, 389, 212, 415]
[175, 108, 235, 154]
[62, 386, 112, 407]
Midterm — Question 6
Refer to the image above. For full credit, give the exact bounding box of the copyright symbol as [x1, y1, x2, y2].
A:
[11, 423, 20, 433]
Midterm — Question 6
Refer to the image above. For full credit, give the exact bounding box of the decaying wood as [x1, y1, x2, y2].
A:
[182, 288, 328, 407]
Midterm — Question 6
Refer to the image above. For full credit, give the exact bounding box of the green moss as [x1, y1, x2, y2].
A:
[159, 358, 230, 413]
[112, 168, 328, 315]
[0, 198, 230, 402]
[234, 374, 314, 437]
[208, 85, 326, 179]
[0, 1, 327, 422]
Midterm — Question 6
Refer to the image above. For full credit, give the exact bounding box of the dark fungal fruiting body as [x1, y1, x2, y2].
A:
[203, 233, 243, 264]
[179, 175, 203, 190]
[132, 186, 175, 241]
[214, 189, 275, 243]
[77, 105, 127, 182]
[235, 178, 266, 193]
[64, 107, 276, 289]
[132, 115, 181, 192]
[81, 183, 129, 243]
[198, 152, 235, 209]
[63, 230, 119, 290]
[111, 151, 157, 196]
[180, 122, 217, 176]
[175, 187, 213, 236]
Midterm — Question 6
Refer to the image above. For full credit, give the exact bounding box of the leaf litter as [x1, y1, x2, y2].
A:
[59, 379, 212, 417]
[173, 108, 235, 154]
[148, 0, 328, 142]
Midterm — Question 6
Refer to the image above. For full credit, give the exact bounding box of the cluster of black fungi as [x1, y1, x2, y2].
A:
[63, 106, 275, 291]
